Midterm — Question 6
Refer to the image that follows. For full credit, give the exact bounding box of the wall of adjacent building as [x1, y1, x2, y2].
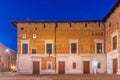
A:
[105, 5, 120, 74]
[0, 43, 16, 72]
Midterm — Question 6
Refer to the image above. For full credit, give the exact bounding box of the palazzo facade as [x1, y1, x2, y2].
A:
[11, 1, 120, 74]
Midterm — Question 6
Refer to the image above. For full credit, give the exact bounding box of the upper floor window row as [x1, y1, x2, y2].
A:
[21, 40, 104, 54]
[22, 34, 36, 39]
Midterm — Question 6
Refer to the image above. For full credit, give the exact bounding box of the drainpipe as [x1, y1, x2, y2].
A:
[55, 23, 57, 73]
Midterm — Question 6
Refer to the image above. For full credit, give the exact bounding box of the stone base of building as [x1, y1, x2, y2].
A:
[117, 70, 120, 74]
[107, 50, 118, 74]
[16, 54, 106, 74]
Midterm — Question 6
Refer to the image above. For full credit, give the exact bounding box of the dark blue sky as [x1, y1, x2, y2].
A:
[0, 0, 117, 51]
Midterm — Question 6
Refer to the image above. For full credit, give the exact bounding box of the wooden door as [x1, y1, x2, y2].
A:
[83, 61, 90, 74]
[58, 61, 65, 74]
[33, 61, 39, 74]
[113, 58, 117, 74]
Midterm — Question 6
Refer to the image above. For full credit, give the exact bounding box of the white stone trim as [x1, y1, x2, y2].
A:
[41, 70, 56, 74]
[111, 30, 118, 37]
[20, 40, 30, 54]
[16, 54, 32, 74]
[94, 39, 104, 54]
[111, 30, 118, 51]
[107, 50, 118, 74]
[45, 40, 54, 54]
[110, 30, 119, 74]
[33, 34, 36, 39]
[16, 53, 106, 74]
[57, 57, 67, 74]
[69, 40, 78, 54]
[22, 33, 26, 39]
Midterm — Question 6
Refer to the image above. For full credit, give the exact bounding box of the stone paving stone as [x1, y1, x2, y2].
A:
[0, 74, 120, 80]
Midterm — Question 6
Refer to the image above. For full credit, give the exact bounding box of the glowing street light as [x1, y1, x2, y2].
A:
[5, 49, 9, 53]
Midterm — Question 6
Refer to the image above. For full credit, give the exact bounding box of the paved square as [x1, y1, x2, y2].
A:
[0, 73, 120, 80]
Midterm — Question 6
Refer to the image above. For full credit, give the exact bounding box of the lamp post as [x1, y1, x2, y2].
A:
[5, 49, 10, 70]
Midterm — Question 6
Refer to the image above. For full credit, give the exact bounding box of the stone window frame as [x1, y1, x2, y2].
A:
[47, 61, 52, 70]
[69, 40, 78, 54]
[111, 30, 118, 51]
[21, 40, 29, 54]
[22, 33, 26, 39]
[95, 39, 104, 54]
[45, 40, 54, 54]
[33, 34, 36, 39]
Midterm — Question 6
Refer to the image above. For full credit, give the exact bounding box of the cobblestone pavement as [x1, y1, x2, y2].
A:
[0, 73, 120, 80]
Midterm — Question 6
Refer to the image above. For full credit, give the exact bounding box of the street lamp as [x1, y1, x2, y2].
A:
[5, 49, 9, 53]
[5, 49, 10, 70]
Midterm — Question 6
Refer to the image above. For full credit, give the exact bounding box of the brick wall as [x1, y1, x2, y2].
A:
[17, 21, 104, 54]
[105, 6, 120, 53]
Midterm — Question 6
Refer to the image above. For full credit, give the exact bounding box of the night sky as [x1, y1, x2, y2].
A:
[0, 0, 117, 51]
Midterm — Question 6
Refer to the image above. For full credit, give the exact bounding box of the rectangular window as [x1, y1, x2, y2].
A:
[46, 43, 52, 54]
[73, 62, 76, 69]
[97, 43, 102, 53]
[33, 34, 36, 39]
[32, 49, 36, 54]
[97, 62, 101, 69]
[113, 36, 117, 50]
[47, 62, 52, 69]
[22, 34, 26, 38]
[71, 43, 77, 53]
[22, 43, 28, 54]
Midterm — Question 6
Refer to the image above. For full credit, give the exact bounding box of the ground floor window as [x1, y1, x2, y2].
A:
[47, 62, 52, 69]
[97, 62, 101, 69]
[92, 61, 101, 69]
[73, 62, 76, 69]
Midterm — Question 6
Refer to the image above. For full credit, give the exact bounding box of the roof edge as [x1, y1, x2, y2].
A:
[11, 20, 103, 26]
[103, 0, 120, 22]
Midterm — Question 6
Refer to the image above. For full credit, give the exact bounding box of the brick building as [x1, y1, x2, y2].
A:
[11, 1, 120, 74]
[0, 43, 16, 72]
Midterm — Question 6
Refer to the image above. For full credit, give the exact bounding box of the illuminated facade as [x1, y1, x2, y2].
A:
[0, 43, 16, 72]
[12, 1, 120, 74]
